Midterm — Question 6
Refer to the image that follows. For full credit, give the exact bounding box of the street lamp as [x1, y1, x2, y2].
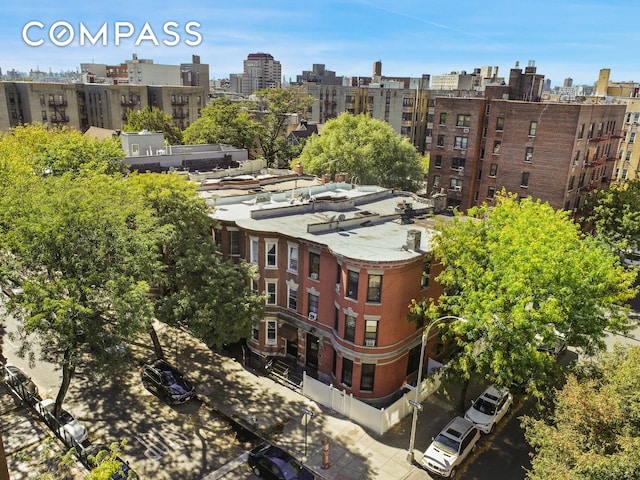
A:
[406, 315, 469, 463]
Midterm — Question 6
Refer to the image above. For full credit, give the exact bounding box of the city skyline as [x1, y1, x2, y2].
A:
[1, 0, 637, 87]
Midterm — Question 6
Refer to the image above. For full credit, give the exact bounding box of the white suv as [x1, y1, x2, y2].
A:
[421, 416, 480, 478]
[464, 385, 513, 434]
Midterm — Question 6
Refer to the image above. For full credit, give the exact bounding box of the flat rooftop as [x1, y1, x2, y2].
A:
[207, 182, 438, 263]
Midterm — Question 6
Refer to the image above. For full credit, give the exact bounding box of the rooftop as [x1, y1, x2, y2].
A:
[207, 181, 439, 263]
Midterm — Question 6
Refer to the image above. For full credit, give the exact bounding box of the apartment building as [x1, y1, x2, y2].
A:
[0, 82, 86, 131]
[615, 98, 640, 182]
[84, 83, 149, 130]
[304, 79, 431, 154]
[148, 85, 206, 130]
[230, 53, 282, 96]
[208, 180, 445, 404]
[427, 65, 626, 213]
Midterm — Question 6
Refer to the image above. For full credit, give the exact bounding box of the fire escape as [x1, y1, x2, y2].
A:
[49, 94, 69, 124]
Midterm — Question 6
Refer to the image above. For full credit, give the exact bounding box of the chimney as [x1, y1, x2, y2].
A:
[294, 163, 304, 175]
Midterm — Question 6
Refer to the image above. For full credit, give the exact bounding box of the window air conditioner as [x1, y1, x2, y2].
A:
[308, 312, 318, 321]
[365, 339, 376, 347]
[454, 185, 462, 192]
[463, 128, 470, 133]
[310, 273, 319, 280]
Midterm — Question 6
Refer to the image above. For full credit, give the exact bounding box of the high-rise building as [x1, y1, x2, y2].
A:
[231, 53, 282, 96]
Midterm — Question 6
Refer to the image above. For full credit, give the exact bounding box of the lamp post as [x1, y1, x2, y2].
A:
[406, 315, 469, 463]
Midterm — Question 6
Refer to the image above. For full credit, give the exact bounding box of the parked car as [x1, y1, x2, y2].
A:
[421, 416, 481, 478]
[535, 330, 567, 359]
[140, 359, 195, 405]
[3, 365, 40, 404]
[36, 398, 89, 445]
[464, 385, 513, 434]
[248, 443, 314, 480]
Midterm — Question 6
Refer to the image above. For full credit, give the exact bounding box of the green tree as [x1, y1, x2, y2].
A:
[87, 440, 138, 480]
[295, 112, 424, 191]
[410, 193, 638, 409]
[586, 178, 640, 257]
[123, 107, 182, 146]
[130, 173, 265, 350]
[522, 345, 640, 480]
[5, 173, 161, 420]
[182, 98, 259, 156]
[254, 86, 314, 168]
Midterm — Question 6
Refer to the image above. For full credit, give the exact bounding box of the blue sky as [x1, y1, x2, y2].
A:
[1, 0, 637, 86]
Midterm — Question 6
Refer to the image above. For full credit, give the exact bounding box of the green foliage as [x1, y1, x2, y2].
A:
[295, 112, 424, 191]
[182, 98, 259, 155]
[411, 192, 638, 400]
[586, 178, 640, 256]
[523, 345, 640, 480]
[87, 440, 138, 480]
[123, 107, 182, 146]
[131, 173, 265, 349]
[0, 123, 125, 177]
[254, 86, 315, 168]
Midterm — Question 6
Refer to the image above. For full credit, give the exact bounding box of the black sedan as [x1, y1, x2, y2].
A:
[140, 359, 195, 405]
[248, 443, 313, 480]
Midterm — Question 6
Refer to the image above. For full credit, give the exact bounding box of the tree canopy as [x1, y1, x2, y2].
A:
[586, 178, 640, 257]
[123, 107, 182, 146]
[254, 86, 314, 168]
[294, 112, 425, 192]
[522, 344, 640, 480]
[410, 193, 638, 405]
[182, 98, 259, 156]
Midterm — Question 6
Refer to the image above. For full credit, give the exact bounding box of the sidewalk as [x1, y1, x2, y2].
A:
[154, 322, 461, 480]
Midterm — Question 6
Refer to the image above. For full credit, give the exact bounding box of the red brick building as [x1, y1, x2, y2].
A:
[428, 66, 626, 213]
[209, 181, 444, 405]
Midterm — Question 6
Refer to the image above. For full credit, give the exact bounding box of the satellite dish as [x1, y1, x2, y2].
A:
[338, 214, 346, 221]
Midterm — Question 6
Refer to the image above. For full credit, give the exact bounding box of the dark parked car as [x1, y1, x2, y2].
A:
[3, 365, 40, 404]
[248, 443, 313, 480]
[140, 359, 195, 405]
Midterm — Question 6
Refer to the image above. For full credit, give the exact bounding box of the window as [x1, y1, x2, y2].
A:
[578, 124, 584, 139]
[308, 293, 319, 316]
[341, 358, 353, 387]
[493, 141, 501, 154]
[252, 324, 259, 341]
[250, 277, 259, 294]
[588, 123, 594, 138]
[266, 320, 277, 346]
[489, 163, 498, 177]
[288, 286, 297, 311]
[574, 151, 580, 166]
[437, 134, 445, 147]
[250, 238, 259, 264]
[288, 244, 298, 272]
[364, 320, 378, 346]
[456, 114, 471, 127]
[630, 132, 636, 144]
[347, 270, 359, 300]
[367, 274, 382, 302]
[433, 175, 440, 189]
[488, 186, 496, 199]
[229, 230, 240, 255]
[334, 306, 340, 330]
[439, 112, 447, 125]
[214, 227, 222, 247]
[568, 176, 575, 191]
[360, 364, 375, 391]
[309, 252, 320, 280]
[521, 172, 530, 187]
[626, 150, 632, 162]
[41, 110, 47, 121]
[454, 136, 468, 150]
[496, 117, 504, 131]
[266, 241, 277, 267]
[452, 157, 465, 170]
[529, 121, 538, 137]
[265, 281, 278, 306]
[344, 314, 356, 342]
[406, 345, 420, 375]
[449, 178, 463, 190]
[525, 147, 533, 163]
[421, 256, 431, 289]
[434, 155, 442, 167]
[578, 172, 585, 188]
[39, 94, 45, 106]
